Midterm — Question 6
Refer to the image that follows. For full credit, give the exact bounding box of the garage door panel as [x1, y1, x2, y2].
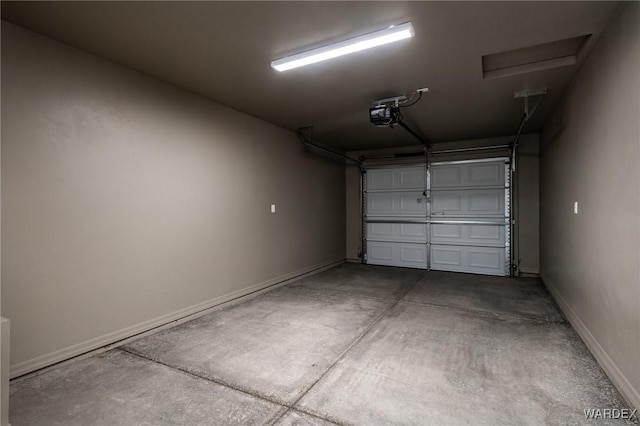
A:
[468, 224, 503, 242]
[398, 168, 426, 188]
[431, 166, 462, 187]
[399, 194, 426, 213]
[365, 159, 509, 276]
[368, 193, 396, 216]
[400, 245, 427, 265]
[431, 246, 463, 267]
[467, 163, 504, 186]
[367, 192, 426, 216]
[468, 191, 502, 213]
[367, 241, 427, 269]
[469, 249, 502, 269]
[370, 195, 394, 213]
[367, 167, 425, 190]
[368, 242, 394, 262]
[367, 223, 427, 243]
[369, 170, 394, 190]
[431, 223, 462, 239]
[400, 223, 427, 240]
[432, 161, 504, 188]
[431, 245, 505, 275]
[431, 223, 505, 246]
[368, 223, 394, 238]
[432, 189, 504, 216]
[431, 193, 462, 213]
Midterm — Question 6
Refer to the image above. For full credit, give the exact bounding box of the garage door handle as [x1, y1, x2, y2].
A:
[432, 211, 446, 215]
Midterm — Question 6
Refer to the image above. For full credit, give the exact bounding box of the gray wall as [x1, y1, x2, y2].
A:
[345, 134, 540, 275]
[517, 136, 540, 275]
[1, 22, 346, 376]
[539, 2, 639, 408]
[345, 164, 362, 262]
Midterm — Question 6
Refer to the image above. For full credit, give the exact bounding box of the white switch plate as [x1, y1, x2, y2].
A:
[271, 204, 276, 213]
[573, 201, 578, 214]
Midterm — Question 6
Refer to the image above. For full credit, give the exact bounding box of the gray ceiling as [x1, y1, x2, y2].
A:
[1, 1, 621, 151]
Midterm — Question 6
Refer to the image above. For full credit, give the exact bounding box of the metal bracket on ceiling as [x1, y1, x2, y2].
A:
[373, 95, 407, 108]
[510, 89, 546, 172]
[296, 126, 361, 166]
[373, 88, 429, 109]
[297, 125, 312, 144]
[514, 89, 548, 121]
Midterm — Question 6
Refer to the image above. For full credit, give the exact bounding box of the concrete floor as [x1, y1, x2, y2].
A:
[10, 263, 638, 425]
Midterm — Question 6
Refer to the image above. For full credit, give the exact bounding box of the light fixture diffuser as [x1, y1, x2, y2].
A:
[271, 22, 415, 72]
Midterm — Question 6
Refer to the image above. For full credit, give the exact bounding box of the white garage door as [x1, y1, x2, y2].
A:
[365, 166, 428, 269]
[429, 159, 510, 275]
[364, 159, 511, 276]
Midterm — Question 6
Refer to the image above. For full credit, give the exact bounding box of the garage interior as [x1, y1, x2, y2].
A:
[0, 1, 638, 425]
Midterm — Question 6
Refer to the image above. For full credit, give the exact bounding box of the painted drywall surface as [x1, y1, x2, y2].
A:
[345, 165, 362, 262]
[1, 22, 345, 372]
[540, 2, 639, 406]
[517, 135, 540, 275]
[345, 134, 540, 274]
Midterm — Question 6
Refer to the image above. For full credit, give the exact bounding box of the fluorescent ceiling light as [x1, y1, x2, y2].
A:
[271, 22, 415, 72]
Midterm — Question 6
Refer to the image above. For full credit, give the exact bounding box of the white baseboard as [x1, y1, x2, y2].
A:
[1, 318, 10, 426]
[540, 273, 639, 410]
[10, 258, 344, 379]
[518, 266, 539, 276]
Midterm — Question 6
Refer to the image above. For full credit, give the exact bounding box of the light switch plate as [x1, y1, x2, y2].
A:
[271, 204, 276, 213]
[573, 201, 578, 214]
